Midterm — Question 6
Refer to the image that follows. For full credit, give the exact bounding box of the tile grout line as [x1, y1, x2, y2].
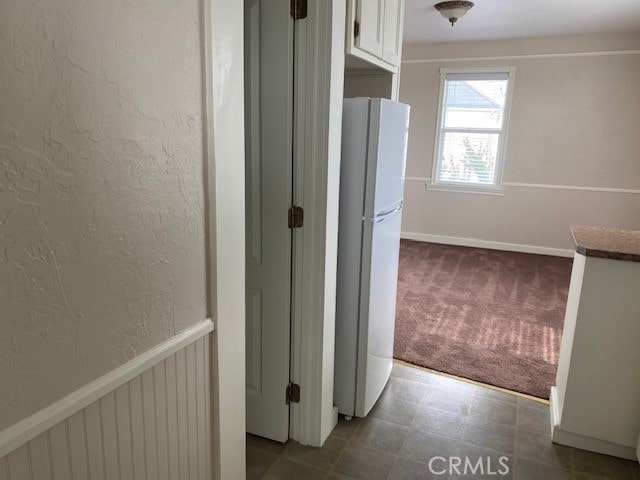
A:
[258, 426, 360, 479]
[385, 413, 414, 480]
[258, 448, 282, 480]
[253, 365, 638, 479]
[324, 428, 354, 478]
[514, 403, 579, 476]
[513, 414, 519, 477]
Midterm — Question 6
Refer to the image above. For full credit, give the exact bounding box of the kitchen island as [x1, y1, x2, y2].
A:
[551, 226, 640, 460]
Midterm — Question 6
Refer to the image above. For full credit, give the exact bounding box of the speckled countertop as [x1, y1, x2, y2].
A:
[571, 226, 640, 262]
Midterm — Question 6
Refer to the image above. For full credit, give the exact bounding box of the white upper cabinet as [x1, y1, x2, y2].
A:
[381, 0, 404, 65]
[346, 0, 405, 73]
[355, 0, 384, 58]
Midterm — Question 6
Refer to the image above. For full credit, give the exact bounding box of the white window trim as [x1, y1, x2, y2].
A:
[429, 65, 516, 195]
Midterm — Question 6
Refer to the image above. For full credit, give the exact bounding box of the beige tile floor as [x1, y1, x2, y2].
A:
[247, 363, 640, 479]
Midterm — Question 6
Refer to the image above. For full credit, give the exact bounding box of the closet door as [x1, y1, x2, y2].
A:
[244, 0, 294, 443]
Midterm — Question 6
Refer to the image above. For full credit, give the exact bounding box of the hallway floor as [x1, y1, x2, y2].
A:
[247, 363, 640, 479]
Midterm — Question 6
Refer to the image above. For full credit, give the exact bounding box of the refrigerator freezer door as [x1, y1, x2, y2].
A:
[356, 208, 403, 417]
[334, 98, 371, 416]
[365, 99, 410, 217]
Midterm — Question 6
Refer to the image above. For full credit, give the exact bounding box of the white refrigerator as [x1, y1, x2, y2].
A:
[334, 98, 410, 418]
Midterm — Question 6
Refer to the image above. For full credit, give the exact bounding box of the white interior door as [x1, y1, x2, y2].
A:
[244, 0, 293, 443]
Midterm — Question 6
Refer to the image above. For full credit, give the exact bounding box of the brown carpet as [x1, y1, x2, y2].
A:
[394, 240, 573, 399]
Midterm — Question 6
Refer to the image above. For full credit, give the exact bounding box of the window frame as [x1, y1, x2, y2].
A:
[429, 66, 516, 195]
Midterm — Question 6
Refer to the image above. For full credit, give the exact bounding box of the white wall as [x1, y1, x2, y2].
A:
[399, 33, 640, 253]
[344, 71, 394, 99]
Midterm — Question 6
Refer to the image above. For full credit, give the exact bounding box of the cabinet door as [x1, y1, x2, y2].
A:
[382, 0, 404, 66]
[355, 0, 384, 58]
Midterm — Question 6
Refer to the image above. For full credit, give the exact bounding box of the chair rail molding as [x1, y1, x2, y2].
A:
[0, 320, 214, 460]
[402, 49, 640, 64]
[404, 177, 640, 195]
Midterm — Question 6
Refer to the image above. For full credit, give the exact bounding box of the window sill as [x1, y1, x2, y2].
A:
[424, 183, 505, 196]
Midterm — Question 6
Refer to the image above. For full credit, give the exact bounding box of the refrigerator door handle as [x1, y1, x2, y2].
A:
[362, 201, 403, 223]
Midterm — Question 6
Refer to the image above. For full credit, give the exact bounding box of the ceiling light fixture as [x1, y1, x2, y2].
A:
[434, 1, 474, 26]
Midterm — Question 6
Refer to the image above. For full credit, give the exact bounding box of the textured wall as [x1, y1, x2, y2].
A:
[399, 33, 640, 251]
[0, 0, 206, 431]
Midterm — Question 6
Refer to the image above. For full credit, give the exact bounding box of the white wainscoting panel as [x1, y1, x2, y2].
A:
[0, 335, 211, 480]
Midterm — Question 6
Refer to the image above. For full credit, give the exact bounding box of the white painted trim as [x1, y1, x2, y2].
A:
[425, 183, 505, 196]
[290, 0, 344, 448]
[205, 0, 246, 478]
[430, 66, 516, 193]
[404, 176, 640, 195]
[551, 388, 638, 461]
[401, 231, 575, 258]
[502, 182, 640, 195]
[441, 65, 513, 74]
[0, 320, 214, 459]
[498, 65, 516, 189]
[429, 69, 446, 186]
[402, 49, 640, 64]
[405, 176, 431, 182]
[549, 386, 561, 437]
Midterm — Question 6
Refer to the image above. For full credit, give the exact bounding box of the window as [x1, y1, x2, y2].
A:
[431, 67, 515, 193]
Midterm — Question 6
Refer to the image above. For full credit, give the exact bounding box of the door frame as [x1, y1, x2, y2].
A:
[290, 0, 347, 447]
[202, 0, 348, 466]
[212, 0, 344, 456]
[203, 0, 247, 478]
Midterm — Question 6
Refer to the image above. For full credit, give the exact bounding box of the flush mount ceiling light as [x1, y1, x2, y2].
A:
[434, 1, 474, 26]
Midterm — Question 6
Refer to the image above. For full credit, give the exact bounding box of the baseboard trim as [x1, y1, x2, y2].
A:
[550, 387, 638, 461]
[0, 319, 215, 459]
[552, 425, 639, 461]
[549, 386, 561, 437]
[401, 232, 575, 258]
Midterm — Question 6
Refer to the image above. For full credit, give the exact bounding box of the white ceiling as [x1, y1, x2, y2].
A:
[403, 0, 640, 44]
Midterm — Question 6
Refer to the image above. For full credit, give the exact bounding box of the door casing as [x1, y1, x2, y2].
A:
[289, 0, 347, 447]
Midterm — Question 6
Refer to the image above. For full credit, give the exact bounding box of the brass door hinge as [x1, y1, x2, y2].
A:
[288, 206, 304, 229]
[354, 20, 360, 37]
[286, 383, 301, 404]
[291, 0, 307, 20]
